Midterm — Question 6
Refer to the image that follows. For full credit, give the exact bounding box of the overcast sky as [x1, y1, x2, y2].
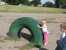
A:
[41, 0, 55, 4]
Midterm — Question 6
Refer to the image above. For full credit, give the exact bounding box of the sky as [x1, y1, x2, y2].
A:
[41, 0, 55, 4]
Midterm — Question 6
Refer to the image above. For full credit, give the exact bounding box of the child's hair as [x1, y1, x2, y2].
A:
[40, 19, 47, 25]
[60, 23, 66, 30]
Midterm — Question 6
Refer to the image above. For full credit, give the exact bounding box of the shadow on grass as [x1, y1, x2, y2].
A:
[39, 48, 48, 50]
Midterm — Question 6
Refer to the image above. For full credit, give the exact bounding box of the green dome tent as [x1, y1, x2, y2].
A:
[7, 17, 43, 47]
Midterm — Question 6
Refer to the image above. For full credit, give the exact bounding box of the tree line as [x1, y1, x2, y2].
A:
[3, 0, 40, 6]
[55, 0, 66, 8]
[3, 0, 66, 8]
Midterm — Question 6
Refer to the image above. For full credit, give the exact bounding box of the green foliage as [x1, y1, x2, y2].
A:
[4, 0, 30, 5]
[59, 0, 66, 4]
[31, 0, 40, 6]
[55, 0, 66, 8]
[55, 0, 60, 8]
[3, 0, 40, 6]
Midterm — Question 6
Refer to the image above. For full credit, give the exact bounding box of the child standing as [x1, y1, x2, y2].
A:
[56, 23, 66, 50]
[38, 19, 49, 47]
[60, 23, 66, 41]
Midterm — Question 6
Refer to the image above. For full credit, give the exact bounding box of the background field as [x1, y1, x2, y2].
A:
[0, 5, 66, 13]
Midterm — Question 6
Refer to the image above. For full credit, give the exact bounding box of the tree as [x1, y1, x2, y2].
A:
[55, 0, 66, 8]
[4, 0, 30, 5]
[4, 0, 19, 5]
[55, 0, 60, 8]
[31, 0, 41, 6]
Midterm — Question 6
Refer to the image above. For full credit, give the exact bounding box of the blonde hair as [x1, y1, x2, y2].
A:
[40, 19, 47, 26]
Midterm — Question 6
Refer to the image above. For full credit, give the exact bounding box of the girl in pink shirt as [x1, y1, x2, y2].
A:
[38, 19, 49, 47]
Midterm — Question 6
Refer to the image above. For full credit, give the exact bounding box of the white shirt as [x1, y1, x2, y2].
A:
[38, 24, 49, 33]
[42, 24, 48, 32]
[60, 32, 66, 41]
[61, 32, 66, 39]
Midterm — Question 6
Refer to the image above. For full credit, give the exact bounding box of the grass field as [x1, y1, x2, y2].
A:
[0, 5, 66, 13]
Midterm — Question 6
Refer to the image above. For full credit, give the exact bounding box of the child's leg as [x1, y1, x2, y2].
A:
[44, 32, 48, 46]
[42, 32, 44, 44]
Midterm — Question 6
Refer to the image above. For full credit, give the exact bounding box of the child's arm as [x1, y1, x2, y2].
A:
[37, 24, 42, 28]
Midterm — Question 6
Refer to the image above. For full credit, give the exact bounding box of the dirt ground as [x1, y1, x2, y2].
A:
[0, 13, 66, 50]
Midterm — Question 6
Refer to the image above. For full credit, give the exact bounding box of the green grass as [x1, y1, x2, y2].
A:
[0, 5, 66, 13]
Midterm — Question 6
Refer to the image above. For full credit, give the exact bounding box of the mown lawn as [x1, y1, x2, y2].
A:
[0, 5, 66, 13]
